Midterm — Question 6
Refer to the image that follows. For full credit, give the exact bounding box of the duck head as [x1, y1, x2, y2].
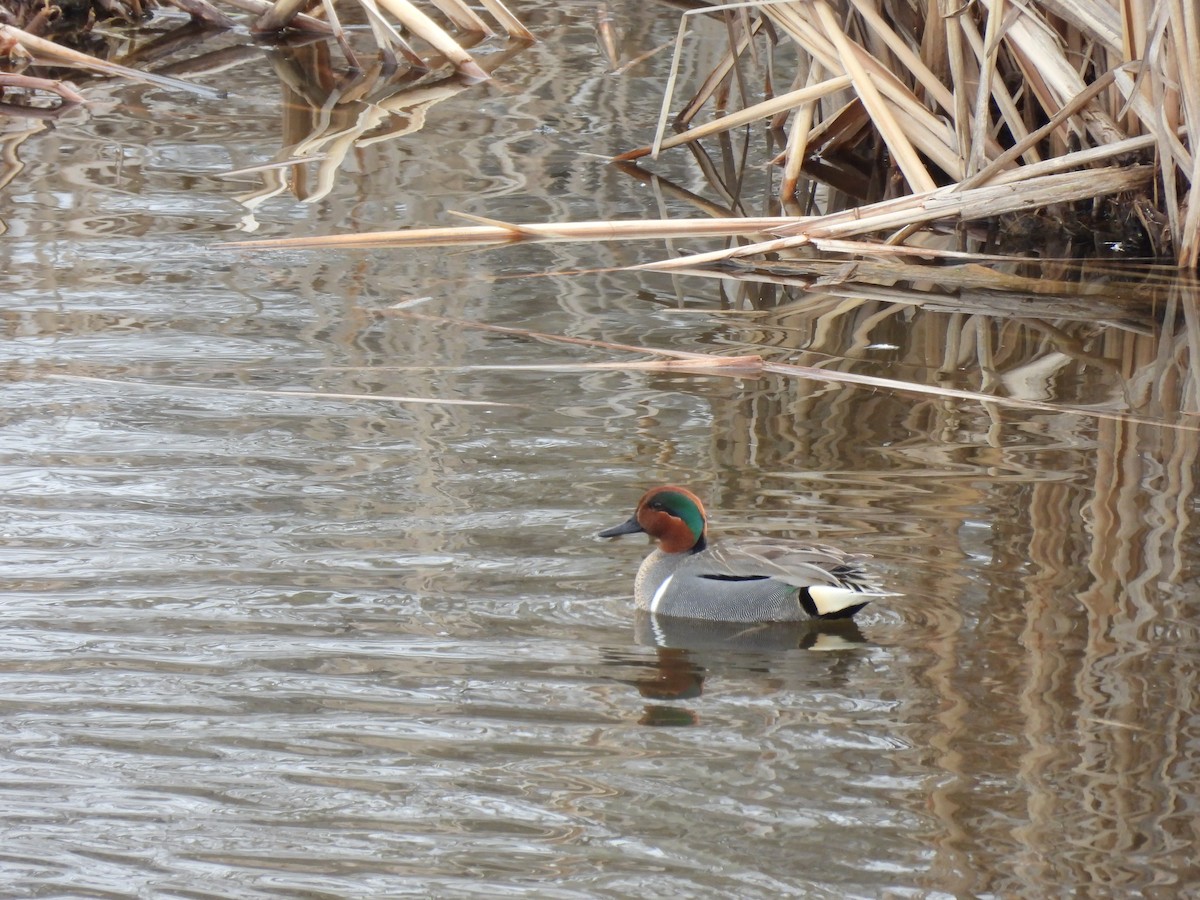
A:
[599, 485, 707, 554]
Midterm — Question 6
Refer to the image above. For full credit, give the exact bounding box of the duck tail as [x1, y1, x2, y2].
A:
[800, 586, 871, 619]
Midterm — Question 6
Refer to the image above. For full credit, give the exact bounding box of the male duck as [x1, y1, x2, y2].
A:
[599, 485, 887, 623]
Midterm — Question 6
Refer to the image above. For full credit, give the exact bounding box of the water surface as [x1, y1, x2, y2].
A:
[2, 4, 1198, 897]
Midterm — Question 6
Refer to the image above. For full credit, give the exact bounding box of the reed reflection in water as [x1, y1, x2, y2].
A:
[604, 260, 1199, 896]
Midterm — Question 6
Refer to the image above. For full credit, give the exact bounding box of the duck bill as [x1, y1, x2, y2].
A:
[598, 516, 644, 538]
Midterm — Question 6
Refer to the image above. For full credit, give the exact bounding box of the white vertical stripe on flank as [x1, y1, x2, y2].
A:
[649, 574, 674, 614]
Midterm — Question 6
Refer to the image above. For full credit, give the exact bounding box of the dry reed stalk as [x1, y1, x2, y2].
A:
[425, 0, 491, 35]
[356, 0, 431, 70]
[1050, 0, 1122, 50]
[222, 161, 1150, 254]
[620, 74, 854, 161]
[780, 65, 822, 196]
[633, 165, 1152, 270]
[252, 0, 308, 32]
[370, 0, 489, 80]
[987, 0, 1125, 146]
[215, 0, 331, 31]
[218, 216, 796, 250]
[960, 69, 1122, 190]
[847, 0, 955, 125]
[644, 0, 966, 177]
[960, 3, 990, 176]
[789, 2, 964, 177]
[958, 11, 1039, 169]
[800, 99, 870, 158]
[678, 16, 763, 127]
[250, 0, 529, 78]
[1167, 0, 1200, 266]
[942, 0, 971, 180]
[477, 0, 535, 40]
[0, 72, 85, 108]
[0, 24, 226, 98]
[813, 0, 938, 192]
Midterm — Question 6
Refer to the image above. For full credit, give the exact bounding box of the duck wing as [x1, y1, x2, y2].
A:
[696, 537, 886, 593]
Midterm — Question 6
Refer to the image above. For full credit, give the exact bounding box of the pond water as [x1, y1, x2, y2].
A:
[3, 3, 1199, 897]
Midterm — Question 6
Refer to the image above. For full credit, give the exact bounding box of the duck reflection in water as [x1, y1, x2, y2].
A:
[618, 617, 869, 727]
[634, 610, 867, 652]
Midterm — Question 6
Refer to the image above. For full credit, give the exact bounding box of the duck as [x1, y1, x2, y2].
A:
[598, 485, 888, 623]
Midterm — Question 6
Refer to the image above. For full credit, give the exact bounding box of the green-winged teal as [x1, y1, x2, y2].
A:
[599, 485, 887, 622]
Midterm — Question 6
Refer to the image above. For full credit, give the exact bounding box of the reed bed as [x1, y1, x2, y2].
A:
[621, 0, 1199, 265]
[222, 0, 1198, 268]
[6, 0, 1195, 264]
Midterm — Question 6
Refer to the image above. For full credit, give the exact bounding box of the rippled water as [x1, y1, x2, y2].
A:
[2, 3, 1199, 897]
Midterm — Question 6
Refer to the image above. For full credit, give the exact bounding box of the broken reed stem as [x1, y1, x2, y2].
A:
[217, 216, 795, 250]
[0, 24, 227, 98]
[630, 164, 1154, 270]
[623, 74, 854, 162]
[221, 157, 1155, 256]
[477, 0, 536, 40]
[0, 72, 85, 106]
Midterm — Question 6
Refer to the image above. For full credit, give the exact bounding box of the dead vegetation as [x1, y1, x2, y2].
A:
[215, 0, 1198, 268]
[617, 0, 1200, 266]
[1, 0, 1198, 265]
[0, 0, 529, 109]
